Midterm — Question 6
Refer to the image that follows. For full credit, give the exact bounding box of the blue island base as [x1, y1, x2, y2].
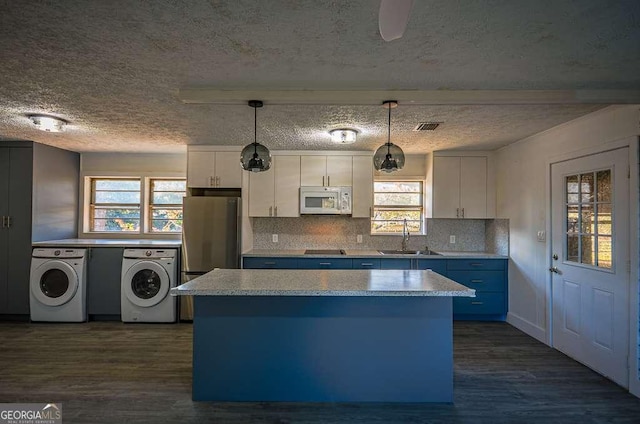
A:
[193, 296, 454, 402]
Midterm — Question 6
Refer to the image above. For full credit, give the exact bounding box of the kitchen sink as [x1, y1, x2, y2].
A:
[377, 250, 441, 256]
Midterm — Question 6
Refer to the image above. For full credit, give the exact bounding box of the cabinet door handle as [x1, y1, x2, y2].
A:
[1, 216, 5, 229]
[327, 176, 330, 186]
[369, 207, 373, 218]
[6, 216, 10, 228]
[269, 206, 273, 217]
[461, 208, 465, 218]
[471, 301, 484, 305]
[470, 279, 483, 283]
[322, 176, 325, 186]
[209, 176, 214, 186]
[456, 208, 459, 218]
[274, 206, 278, 217]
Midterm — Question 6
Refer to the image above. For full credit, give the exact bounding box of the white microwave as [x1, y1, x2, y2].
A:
[300, 186, 352, 215]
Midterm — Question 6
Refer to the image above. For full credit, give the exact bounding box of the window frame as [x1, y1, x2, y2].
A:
[89, 177, 142, 233]
[147, 178, 186, 234]
[371, 180, 425, 235]
[82, 174, 186, 237]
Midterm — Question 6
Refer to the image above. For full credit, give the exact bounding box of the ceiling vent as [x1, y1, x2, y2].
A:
[414, 122, 442, 131]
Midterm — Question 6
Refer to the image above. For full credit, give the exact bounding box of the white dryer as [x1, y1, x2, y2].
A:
[30, 248, 88, 322]
[121, 249, 177, 323]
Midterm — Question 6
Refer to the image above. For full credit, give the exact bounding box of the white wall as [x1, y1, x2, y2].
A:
[496, 105, 640, 395]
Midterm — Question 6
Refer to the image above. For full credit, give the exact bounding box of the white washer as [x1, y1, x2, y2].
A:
[121, 249, 177, 323]
[30, 248, 87, 322]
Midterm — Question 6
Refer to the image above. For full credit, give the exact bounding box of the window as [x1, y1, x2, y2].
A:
[565, 170, 612, 269]
[88, 177, 185, 234]
[149, 179, 186, 233]
[371, 181, 423, 234]
[90, 179, 141, 232]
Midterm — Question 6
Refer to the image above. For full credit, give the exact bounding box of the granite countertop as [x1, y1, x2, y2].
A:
[171, 269, 476, 297]
[243, 249, 507, 259]
[32, 238, 182, 248]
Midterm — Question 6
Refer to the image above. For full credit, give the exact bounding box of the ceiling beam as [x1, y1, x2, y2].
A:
[177, 89, 640, 105]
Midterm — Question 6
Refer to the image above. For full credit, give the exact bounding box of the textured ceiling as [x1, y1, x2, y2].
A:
[0, 0, 638, 153]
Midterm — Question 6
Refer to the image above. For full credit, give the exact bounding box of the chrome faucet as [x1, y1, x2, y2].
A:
[401, 219, 410, 251]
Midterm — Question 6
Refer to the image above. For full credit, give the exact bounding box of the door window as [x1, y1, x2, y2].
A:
[40, 269, 70, 298]
[565, 169, 612, 269]
[131, 269, 162, 299]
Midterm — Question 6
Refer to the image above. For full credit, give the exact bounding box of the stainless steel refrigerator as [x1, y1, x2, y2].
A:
[181, 196, 241, 320]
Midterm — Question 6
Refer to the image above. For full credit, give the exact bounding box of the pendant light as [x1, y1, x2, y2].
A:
[240, 100, 272, 172]
[373, 100, 405, 173]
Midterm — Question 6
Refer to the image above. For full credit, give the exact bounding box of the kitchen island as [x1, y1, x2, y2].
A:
[171, 269, 475, 402]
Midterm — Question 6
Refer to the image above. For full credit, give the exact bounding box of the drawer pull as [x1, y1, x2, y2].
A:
[360, 263, 373, 266]
[470, 263, 484, 267]
[471, 301, 484, 305]
[470, 279, 483, 283]
[319, 262, 332, 266]
[264, 261, 276, 265]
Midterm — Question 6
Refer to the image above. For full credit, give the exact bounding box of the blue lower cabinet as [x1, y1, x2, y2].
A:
[446, 270, 505, 292]
[380, 258, 412, 270]
[453, 292, 505, 316]
[297, 258, 353, 269]
[352, 259, 381, 269]
[415, 259, 447, 275]
[243, 257, 299, 269]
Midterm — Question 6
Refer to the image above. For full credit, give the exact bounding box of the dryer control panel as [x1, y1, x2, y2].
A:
[32, 248, 87, 259]
[123, 249, 177, 259]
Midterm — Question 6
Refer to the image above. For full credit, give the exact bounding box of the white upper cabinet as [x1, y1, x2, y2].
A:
[187, 148, 242, 188]
[351, 156, 373, 218]
[430, 155, 490, 219]
[249, 156, 300, 217]
[300, 155, 352, 187]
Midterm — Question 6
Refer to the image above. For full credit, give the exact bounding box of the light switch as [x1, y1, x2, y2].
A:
[537, 231, 546, 242]
[272, 234, 278, 243]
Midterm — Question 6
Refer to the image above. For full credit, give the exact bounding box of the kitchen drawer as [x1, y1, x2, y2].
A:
[243, 257, 298, 269]
[415, 259, 447, 275]
[352, 259, 381, 269]
[380, 258, 412, 270]
[297, 258, 353, 269]
[453, 292, 505, 315]
[447, 259, 506, 271]
[447, 270, 505, 292]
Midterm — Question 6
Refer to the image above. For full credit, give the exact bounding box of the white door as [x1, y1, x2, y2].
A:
[214, 152, 242, 188]
[551, 148, 629, 387]
[351, 156, 373, 218]
[326, 156, 353, 186]
[300, 156, 327, 186]
[432, 156, 461, 218]
[460, 157, 487, 218]
[187, 151, 215, 188]
[274, 156, 301, 217]
[248, 166, 275, 217]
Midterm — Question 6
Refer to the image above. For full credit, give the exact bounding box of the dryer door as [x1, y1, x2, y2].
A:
[31, 260, 79, 307]
[123, 261, 170, 308]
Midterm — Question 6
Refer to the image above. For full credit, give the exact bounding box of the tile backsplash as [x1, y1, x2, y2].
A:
[252, 217, 509, 254]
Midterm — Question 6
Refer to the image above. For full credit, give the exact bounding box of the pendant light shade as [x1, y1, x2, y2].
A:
[240, 100, 272, 172]
[373, 100, 405, 173]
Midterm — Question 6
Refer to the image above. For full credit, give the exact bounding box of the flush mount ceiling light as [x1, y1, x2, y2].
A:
[329, 129, 357, 144]
[240, 100, 272, 173]
[373, 100, 405, 173]
[28, 114, 68, 132]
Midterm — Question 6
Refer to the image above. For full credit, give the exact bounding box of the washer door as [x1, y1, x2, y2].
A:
[31, 260, 79, 307]
[123, 261, 170, 308]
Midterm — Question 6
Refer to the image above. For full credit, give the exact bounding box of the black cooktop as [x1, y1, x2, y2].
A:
[304, 249, 346, 255]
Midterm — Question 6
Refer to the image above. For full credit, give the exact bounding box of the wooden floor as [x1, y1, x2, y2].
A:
[1, 321, 639, 424]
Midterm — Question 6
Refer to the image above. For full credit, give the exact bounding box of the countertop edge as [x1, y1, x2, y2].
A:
[170, 288, 476, 297]
[242, 251, 508, 259]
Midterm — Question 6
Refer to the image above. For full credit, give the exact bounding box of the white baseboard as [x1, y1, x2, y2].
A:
[507, 312, 548, 345]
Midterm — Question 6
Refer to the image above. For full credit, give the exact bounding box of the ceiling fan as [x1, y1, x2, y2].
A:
[379, 0, 414, 42]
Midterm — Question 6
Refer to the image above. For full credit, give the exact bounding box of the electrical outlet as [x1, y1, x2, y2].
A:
[356, 234, 363, 244]
[537, 231, 546, 242]
[449, 235, 456, 244]
[272, 234, 278, 243]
